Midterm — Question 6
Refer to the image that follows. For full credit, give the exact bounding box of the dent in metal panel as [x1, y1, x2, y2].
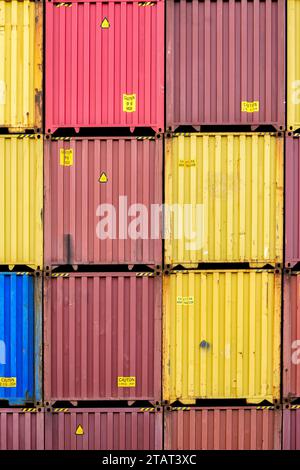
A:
[44, 273, 162, 403]
[0, 1, 43, 131]
[166, 0, 285, 130]
[45, 1, 164, 132]
[163, 271, 281, 404]
[164, 134, 283, 267]
[0, 136, 43, 269]
[0, 409, 44, 450]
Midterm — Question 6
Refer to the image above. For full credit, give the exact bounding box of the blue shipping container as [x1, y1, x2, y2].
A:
[0, 273, 42, 405]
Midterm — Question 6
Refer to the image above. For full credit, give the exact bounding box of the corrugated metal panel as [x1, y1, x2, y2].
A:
[287, 0, 300, 131]
[0, 274, 42, 405]
[283, 273, 300, 400]
[164, 407, 282, 450]
[163, 270, 281, 404]
[166, 0, 285, 130]
[45, 1, 164, 133]
[0, 136, 43, 269]
[165, 134, 283, 267]
[44, 273, 162, 403]
[45, 408, 162, 450]
[283, 408, 300, 450]
[0, 0, 43, 132]
[0, 409, 44, 450]
[44, 137, 162, 268]
[285, 136, 300, 267]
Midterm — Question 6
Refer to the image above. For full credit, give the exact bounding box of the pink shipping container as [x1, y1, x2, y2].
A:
[283, 272, 300, 400]
[0, 409, 44, 450]
[44, 137, 163, 268]
[44, 273, 162, 403]
[45, 408, 163, 450]
[283, 408, 300, 450]
[285, 135, 300, 268]
[45, 0, 164, 133]
[164, 407, 282, 450]
[166, 0, 285, 131]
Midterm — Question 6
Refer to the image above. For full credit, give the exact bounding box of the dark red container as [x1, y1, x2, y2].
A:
[283, 408, 300, 450]
[45, 408, 163, 450]
[44, 273, 162, 403]
[166, 0, 285, 130]
[285, 135, 300, 268]
[0, 409, 44, 450]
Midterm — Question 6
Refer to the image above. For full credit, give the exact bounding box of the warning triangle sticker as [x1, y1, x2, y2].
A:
[99, 172, 108, 183]
[101, 17, 110, 29]
[75, 424, 84, 436]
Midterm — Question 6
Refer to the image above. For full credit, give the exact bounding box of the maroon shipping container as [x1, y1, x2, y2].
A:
[44, 137, 163, 268]
[283, 273, 300, 400]
[285, 135, 300, 268]
[45, 0, 164, 133]
[166, 0, 285, 130]
[283, 408, 300, 450]
[164, 407, 282, 450]
[0, 409, 44, 450]
[45, 408, 163, 450]
[44, 273, 162, 403]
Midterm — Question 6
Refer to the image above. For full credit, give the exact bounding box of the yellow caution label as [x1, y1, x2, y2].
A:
[117, 376, 136, 387]
[75, 424, 84, 436]
[179, 160, 196, 167]
[60, 148, 73, 166]
[177, 296, 194, 305]
[0, 377, 16, 387]
[241, 101, 259, 113]
[99, 172, 108, 183]
[101, 17, 110, 29]
[123, 94, 136, 113]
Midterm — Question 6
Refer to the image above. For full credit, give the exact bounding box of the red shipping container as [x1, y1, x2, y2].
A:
[164, 407, 282, 450]
[44, 273, 162, 403]
[0, 409, 44, 450]
[45, 0, 164, 133]
[283, 408, 300, 450]
[166, 0, 285, 130]
[283, 273, 300, 400]
[44, 137, 163, 268]
[45, 407, 163, 450]
[285, 135, 300, 268]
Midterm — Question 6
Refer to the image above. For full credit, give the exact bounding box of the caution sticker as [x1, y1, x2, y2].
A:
[123, 94, 136, 113]
[241, 101, 259, 113]
[179, 160, 196, 167]
[0, 377, 16, 387]
[60, 148, 73, 166]
[177, 296, 194, 305]
[99, 172, 108, 183]
[75, 424, 84, 436]
[117, 376, 136, 387]
[101, 17, 110, 29]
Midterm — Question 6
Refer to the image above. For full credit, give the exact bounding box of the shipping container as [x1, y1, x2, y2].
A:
[44, 273, 161, 403]
[163, 270, 281, 404]
[45, 407, 162, 450]
[283, 273, 300, 400]
[166, 0, 285, 131]
[45, 0, 164, 133]
[0, 0, 43, 132]
[44, 137, 162, 268]
[0, 135, 43, 269]
[0, 274, 42, 405]
[0, 409, 44, 450]
[285, 135, 300, 267]
[283, 407, 300, 450]
[164, 407, 282, 450]
[165, 134, 283, 267]
[287, 0, 300, 132]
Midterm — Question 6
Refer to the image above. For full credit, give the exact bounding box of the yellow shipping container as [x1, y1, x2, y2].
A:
[165, 134, 283, 267]
[0, 0, 42, 131]
[288, 0, 300, 131]
[163, 270, 281, 404]
[0, 135, 43, 269]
